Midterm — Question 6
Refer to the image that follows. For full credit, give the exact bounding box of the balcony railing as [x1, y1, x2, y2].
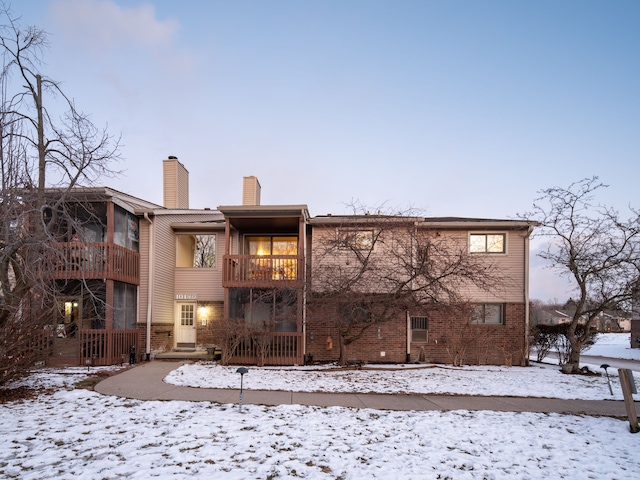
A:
[79, 329, 139, 366]
[231, 332, 303, 366]
[223, 255, 303, 288]
[50, 242, 140, 285]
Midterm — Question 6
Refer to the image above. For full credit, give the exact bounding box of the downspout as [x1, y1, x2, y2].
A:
[302, 218, 307, 364]
[406, 221, 419, 363]
[144, 212, 154, 361]
[524, 226, 533, 366]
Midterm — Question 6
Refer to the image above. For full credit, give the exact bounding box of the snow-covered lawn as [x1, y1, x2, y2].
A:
[1, 333, 639, 479]
[164, 333, 640, 401]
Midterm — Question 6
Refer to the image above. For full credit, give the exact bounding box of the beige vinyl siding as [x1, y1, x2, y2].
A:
[310, 225, 404, 294]
[137, 219, 150, 326]
[174, 269, 222, 300]
[162, 160, 189, 209]
[152, 214, 178, 325]
[242, 176, 261, 206]
[464, 229, 528, 303]
[148, 212, 224, 325]
[310, 224, 529, 303]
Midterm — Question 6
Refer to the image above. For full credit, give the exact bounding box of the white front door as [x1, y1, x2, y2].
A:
[175, 303, 197, 348]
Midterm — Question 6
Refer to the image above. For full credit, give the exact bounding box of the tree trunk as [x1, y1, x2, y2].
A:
[338, 335, 347, 366]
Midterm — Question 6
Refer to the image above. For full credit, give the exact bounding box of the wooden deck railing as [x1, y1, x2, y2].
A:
[50, 242, 140, 284]
[222, 255, 303, 288]
[231, 332, 303, 366]
[78, 329, 139, 366]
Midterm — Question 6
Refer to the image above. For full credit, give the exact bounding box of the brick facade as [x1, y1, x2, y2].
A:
[306, 303, 527, 366]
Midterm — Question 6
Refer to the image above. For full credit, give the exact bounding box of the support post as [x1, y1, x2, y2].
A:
[618, 368, 639, 433]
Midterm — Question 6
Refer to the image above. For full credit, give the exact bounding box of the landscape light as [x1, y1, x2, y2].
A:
[236, 367, 249, 412]
[601, 364, 613, 395]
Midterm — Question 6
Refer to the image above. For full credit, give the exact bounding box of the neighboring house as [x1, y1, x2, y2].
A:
[530, 308, 572, 327]
[531, 305, 631, 333]
[35, 157, 538, 366]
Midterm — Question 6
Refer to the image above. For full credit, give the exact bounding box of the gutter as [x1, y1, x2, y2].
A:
[524, 226, 533, 364]
[144, 212, 154, 360]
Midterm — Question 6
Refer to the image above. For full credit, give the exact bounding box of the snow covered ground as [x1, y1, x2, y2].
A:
[164, 332, 640, 401]
[1, 334, 639, 479]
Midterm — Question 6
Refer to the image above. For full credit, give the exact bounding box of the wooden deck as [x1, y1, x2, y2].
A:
[49, 242, 140, 285]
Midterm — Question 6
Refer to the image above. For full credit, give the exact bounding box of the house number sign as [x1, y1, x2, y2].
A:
[175, 294, 198, 300]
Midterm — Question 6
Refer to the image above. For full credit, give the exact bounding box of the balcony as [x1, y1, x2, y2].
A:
[50, 242, 140, 285]
[223, 254, 303, 288]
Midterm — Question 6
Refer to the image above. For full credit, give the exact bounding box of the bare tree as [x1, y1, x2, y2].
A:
[210, 317, 248, 366]
[523, 177, 640, 372]
[0, 6, 121, 385]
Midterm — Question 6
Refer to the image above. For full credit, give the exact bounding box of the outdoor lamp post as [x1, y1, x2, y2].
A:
[601, 364, 614, 395]
[236, 367, 249, 412]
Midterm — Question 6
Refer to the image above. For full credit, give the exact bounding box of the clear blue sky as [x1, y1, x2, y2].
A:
[12, 0, 640, 301]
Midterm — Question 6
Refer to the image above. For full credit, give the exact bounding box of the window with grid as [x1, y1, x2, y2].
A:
[181, 304, 195, 326]
[411, 316, 428, 342]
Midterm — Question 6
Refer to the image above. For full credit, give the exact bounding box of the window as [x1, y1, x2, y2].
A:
[338, 302, 371, 324]
[246, 236, 298, 256]
[113, 282, 137, 329]
[176, 234, 216, 268]
[228, 288, 298, 332]
[114, 207, 139, 252]
[470, 304, 504, 324]
[469, 233, 505, 253]
[181, 304, 195, 326]
[411, 316, 428, 342]
[245, 236, 298, 280]
[337, 229, 374, 250]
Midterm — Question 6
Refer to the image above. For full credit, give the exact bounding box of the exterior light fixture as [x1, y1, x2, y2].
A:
[601, 364, 613, 395]
[236, 367, 249, 412]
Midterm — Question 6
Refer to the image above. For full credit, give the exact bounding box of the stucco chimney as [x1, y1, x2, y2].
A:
[242, 176, 261, 206]
[163, 157, 189, 209]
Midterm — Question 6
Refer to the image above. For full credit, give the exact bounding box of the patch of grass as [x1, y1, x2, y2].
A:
[74, 376, 103, 391]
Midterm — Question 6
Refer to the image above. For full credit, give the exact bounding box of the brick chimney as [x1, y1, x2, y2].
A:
[242, 176, 261, 206]
[163, 157, 189, 209]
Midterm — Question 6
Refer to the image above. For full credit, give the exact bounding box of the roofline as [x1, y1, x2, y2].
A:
[309, 215, 539, 229]
[170, 221, 226, 231]
[217, 204, 310, 219]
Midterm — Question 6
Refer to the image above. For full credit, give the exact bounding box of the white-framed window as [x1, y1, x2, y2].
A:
[337, 229, 374, 251]
[176, 234, 216, 268]
[469, 233, 506, 254]
[470, 304, 504, 324]
[411, 316, 428, 342]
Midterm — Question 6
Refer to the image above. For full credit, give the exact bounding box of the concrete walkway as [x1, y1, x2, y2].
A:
[94, 361, 639, 418]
